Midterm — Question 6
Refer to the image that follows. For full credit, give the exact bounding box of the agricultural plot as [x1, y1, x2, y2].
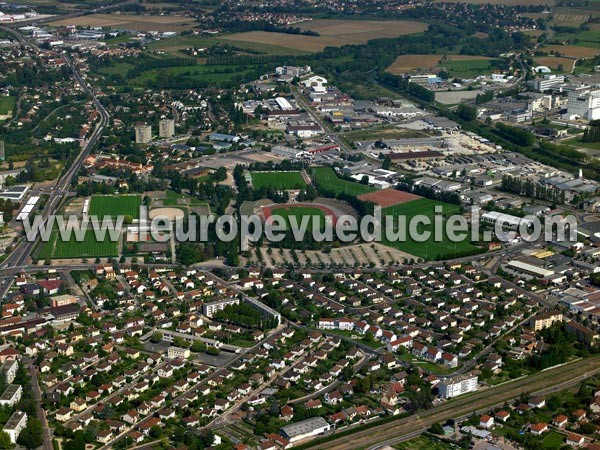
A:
[534, 56, 575, 71]
[50, 13, 198, 32]
[251, 171, 307, 190]
[312, 167, 375, 196]
[222, 19, 427, 52]
[89, 195, 142, 220]
[541, 44, 599, 59]
[47, 230, 119, 259]
[382, 198, 479, 260]
[386, 54, 495, 75]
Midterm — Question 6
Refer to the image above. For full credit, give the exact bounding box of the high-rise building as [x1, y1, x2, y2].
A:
[0, 140, 5, 161]
[563, 86, 600, 121]
[135, 124, 152, 144]
[159, 119, 175, 138]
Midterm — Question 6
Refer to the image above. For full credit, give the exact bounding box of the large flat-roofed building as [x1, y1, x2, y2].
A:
[0, 384, 22, 406]
[530, 311, 563, 331]
[0, 185, 30, 202]
[159, 119, 175, 138]
[481, 211, 534, 230]
[202, 297, 239, 318]
[566, 320, 600, 343]
[531, 74, 565, 92]
[135, 124, 152, 144]
[506, 259, 554, 278]
[167, 346, 190, 359]
[563, 87, 600, 121]
[244, 297, 282, 326]
[280, 417, 331, 443]
[3, 411, 26, 443]
[438, 374, 478, 398]
[2, 359, 18, 383]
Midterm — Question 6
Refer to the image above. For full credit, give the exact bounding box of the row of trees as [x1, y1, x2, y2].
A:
[501, 175, 565, 204]
[582, 119, 600, 142]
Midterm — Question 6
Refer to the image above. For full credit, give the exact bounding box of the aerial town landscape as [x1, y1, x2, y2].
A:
[0, 0, 600, 449]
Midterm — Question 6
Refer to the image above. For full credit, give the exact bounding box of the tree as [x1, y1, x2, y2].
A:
[150, 332, 163, 343]
[457, 104, 477, 121]
[381, 156, 392, 170]
[0, 431, 12, 449]
[17, 418, 43, 449]
[430, 423, 444, 435]
[149, 425, 163, 439]
[190, 340, 207, 353]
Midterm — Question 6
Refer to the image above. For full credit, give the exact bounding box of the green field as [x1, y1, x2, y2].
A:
[44, 230, 119, 259]
[444, 59, 498, 77]
[89, 195, 142, 219]
[312, 167, 375, 196]
[161, 190, 210, 208]
[129, 63, 260, 86]
[269, 206, 326, 231]
[0, 96, 15, 116]
[251, 171, 307, 190]
[542, 431, 564, 448]
[563, 136, 600, 151]
[382, 198, 480, 260]
[395, 436, 452, 450]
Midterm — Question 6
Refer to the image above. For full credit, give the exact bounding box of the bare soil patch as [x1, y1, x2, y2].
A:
[358, 189, 422, 208]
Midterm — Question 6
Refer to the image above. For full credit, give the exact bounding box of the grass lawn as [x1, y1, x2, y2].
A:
[98, 62, 136, 78]
[312, 166, 375, 196]
[129, 63, 260, 86]
[163, 190, 209, 207]
[542, 430, 564, 448]
[251, 171, 307, 190]
[395, 436, 452, 450]
[269, 205, 326, 231]
[89, 195, 142, 219]
[0, 96, 15, 116]
[51, 230, 119, 258]
[382, 198, 480, 260]
[563, 137, 600, 150]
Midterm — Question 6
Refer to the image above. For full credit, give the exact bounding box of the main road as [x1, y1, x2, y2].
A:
[0, 29, 109, 288]
[303, 355, 600, 450]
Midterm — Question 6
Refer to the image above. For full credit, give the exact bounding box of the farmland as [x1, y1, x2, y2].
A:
[386, 54, 495, 75]
[89, 195, 142, 220]
[251, 171, 307, 190]
[534, 56, 575, 71]
[49, 13, 198, 32]
[312, 167, 375, 196]
[222, 19, 427, 52]
[382, 198, 480, 260]
[541, 44, 599, 59]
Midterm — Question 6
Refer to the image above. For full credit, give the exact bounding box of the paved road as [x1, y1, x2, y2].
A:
[0, 28, 109, 300]
[27, 359, 52, 450]
[304, 355, 600, 450]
